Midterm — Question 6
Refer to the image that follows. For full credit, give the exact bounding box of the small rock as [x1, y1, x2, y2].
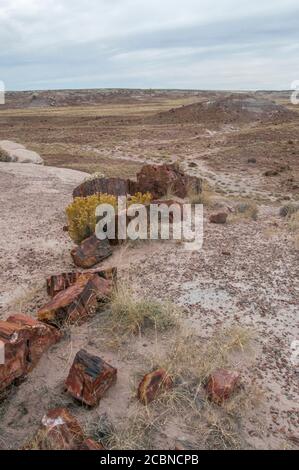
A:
[209, 212, 228, 224]
[137, 368, 173, 405]
[71, 235, 112, 269]
[247, 158, 256, 164]
[206, 368, 240, 404]
[263, 169, 279, 177]
[65, 349, 117, 406]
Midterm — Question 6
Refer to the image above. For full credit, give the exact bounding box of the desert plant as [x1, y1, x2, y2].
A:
[66, 192, 152, 243]
[0, 148, 10, 162]
[188, 181, 213, 205]
[66, 193, 117, 243]
[128, 192, 152, 206]
[109, 283, 180, 335]
[279, 202, 299, 218]
[288, 211, 299, 232]
[230, 201, 258, 220]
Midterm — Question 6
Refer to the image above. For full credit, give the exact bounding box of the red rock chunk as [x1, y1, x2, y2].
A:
[206, 368, 240, 404]
[137, 368, 173, 405]
[65, 349, 117, 407]
[71, 235, 112, 268]
[209, 211, 228, 224]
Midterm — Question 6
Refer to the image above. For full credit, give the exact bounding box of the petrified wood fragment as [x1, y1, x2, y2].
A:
[65, 349, 117, 406]
[38, 275, 112, 326]
[137, 368, 173, 405]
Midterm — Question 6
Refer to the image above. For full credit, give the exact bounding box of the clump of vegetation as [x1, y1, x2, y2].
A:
[279, 202, 299, 218]
[66, 192, 152, 243]
[288, 211, 299, 232]
[234, 201, 258, 220]
[0, 148, 10, 162]
[108, 283, 180, 336]
[66, 193, 117, 243]
[128, 192, 152, 206]
[187, 181, 213, 205]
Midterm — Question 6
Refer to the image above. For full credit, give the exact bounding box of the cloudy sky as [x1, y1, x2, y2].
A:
[0, 0, 299, 91]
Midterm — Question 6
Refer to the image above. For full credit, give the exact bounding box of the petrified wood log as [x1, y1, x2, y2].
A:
[73, 176, 138, 198]
[65, 349, 117, 407]
[38, 275, 112, 326]
[137, 368, 173, 405]
[71, 235, 112, 269]
[136, 163, 202, 199]
[46, 267, 117, 297]
[0, 314, 61, 392]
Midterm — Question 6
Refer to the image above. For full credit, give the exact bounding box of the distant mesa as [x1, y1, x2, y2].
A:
[0, 140, 44, 164]
[151, 93, 297, 126]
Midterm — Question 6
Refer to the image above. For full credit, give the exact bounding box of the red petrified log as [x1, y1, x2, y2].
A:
[38, 275, 112, 326]
[137, 368, 173, 405]
[0, 314, 61, 392]
[206, 368, 240, 404]
[46, 267, 117, 297]
[136, 163, 202, 199]
[65, 349, 117, 407]
[71, 235, 112, 269]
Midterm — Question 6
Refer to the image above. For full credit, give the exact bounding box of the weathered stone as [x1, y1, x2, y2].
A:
[28, 408, 85, 450]
[65, 349, 117, 407]
[0, 314, 61, 392]
[0, 140, 44, 164]
[137, 368, 173, 405]
[71, 235, 112, 269]
[206, 368, 240, 404]
[209, 211, 228, 224]
[38, 275, 112, 326]
[73, 176, 138, 198]
[79, 438, 105, 450]
[136, 163, 202, 199]
[46, 267, 117, 297]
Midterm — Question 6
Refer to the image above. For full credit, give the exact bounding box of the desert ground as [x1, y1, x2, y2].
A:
[0, 89, 298, 450]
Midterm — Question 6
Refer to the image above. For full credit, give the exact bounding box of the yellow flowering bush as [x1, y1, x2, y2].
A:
[66, 192, 152, 243]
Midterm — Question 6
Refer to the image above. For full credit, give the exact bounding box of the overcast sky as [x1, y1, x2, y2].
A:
[0, 0, 299, 91]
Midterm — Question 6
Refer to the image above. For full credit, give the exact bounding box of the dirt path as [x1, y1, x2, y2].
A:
[0, 162, 88, 316]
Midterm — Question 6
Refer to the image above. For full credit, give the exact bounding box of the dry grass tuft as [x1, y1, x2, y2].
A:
[187, 181, 213, 206]
[0, 148, 11, 162]
[108, 283, 181, 337]
[287, 211, 299, 232]
[230, 201, 258, 221]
